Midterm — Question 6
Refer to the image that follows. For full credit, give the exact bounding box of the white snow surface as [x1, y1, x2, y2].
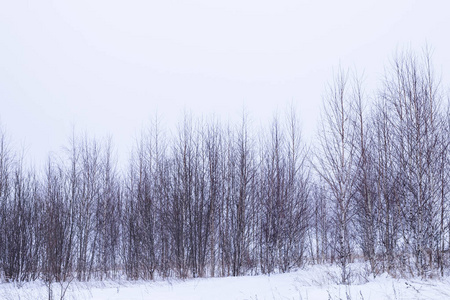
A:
[1, 263, 450, 300]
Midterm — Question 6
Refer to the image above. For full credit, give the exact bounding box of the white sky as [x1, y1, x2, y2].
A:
[1, 0, 449, 167]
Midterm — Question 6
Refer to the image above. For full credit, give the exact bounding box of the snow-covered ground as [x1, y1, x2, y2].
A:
[1, 263, 450, 300]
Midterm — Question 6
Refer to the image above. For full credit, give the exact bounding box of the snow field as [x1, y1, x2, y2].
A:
[1, 263, 450, 300]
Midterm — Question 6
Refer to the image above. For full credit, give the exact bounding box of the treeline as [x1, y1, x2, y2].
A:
[1, 50, 450, 284]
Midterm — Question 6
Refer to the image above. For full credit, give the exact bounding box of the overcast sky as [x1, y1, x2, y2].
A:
[1, 0, 449, 167]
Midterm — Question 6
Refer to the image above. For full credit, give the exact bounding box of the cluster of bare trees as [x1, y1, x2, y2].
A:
[313, 50, 450, 282]
[121, 113, 310, 279]
[0, 131, 124, 283]
[1, 49, 450, 284]
[0, 110, 309, 283]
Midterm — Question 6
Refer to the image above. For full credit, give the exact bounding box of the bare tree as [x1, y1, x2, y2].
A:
[232, 112, 255, 276]
[284, 106, 310, 270]
[75, 135, 103, 281]
[203, 119, 223, 277]
[372, 96, 400, 274]
[352, 76, 379, 275]
[0, 127, 12, 281]
[380, 49, 443, 277]
[314, 69, 358, 284]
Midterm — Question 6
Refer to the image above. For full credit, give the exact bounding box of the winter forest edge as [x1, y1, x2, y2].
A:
[1, 49, 450, 287]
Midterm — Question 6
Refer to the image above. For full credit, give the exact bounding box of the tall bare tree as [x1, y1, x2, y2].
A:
[315, 69, 358, 284]
[380, 49, 443, 276]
